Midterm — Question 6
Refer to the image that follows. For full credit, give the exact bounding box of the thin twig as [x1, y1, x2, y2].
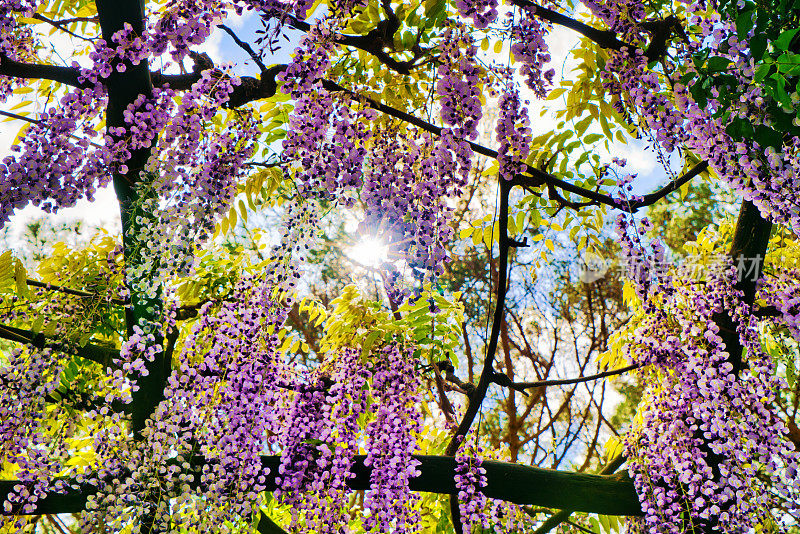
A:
[496, 363, 641, 392]
[218, 24, 268, 72]
[0, 109, 104, 148]
[32, 13, 97, 42]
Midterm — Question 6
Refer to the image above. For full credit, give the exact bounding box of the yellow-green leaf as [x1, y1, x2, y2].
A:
[547, 87, 568, 100]
[14, 261, 28, 298]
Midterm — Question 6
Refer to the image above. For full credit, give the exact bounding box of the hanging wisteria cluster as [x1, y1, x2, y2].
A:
[620, 266, 800, 532]
[495, 84, 533, 182]
[593, 1, 800, 525]
[454, 437, 490, 531]
[761, 269, 800, 342]
[598, 0, 800, 236]
[614, 195, 800, 531]
[509, 7, 554, 99]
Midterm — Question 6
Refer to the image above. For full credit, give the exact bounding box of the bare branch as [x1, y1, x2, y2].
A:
[0, 324, 119, 368]
[218, 24, 268, 72]
[31, 13, 97, 42]
[493, 364, 641, 392]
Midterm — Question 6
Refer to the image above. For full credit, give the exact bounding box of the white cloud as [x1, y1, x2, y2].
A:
[599, 139, 658, 176]
[5, 184, 121, 241]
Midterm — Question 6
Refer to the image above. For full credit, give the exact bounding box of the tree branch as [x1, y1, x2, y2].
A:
[0, 454, 642, 517]
[510, 0, 629, 51]
[493, 364, 641, 392]
[96, 0, 162, 445]
[445, 179, 514, 532]
[636, 161, 709, 207]
[218, 24, 267, 72]
[755, 305, 781, 318]
[511, 1, 685, 62]
[434, 360, 476, 396]
[25, 279, 129, 306]
[445, 179, 513, 458]
[257, 511, 289, 534]
[0, 324, 119, 368]
[0, 55, 86, 87]
[533, 454, 627, 534]
[282, 8, 426, 75]
[31, 13, 98, 42]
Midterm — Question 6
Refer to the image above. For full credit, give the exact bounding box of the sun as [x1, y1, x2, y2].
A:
[347, 236, 389, 268]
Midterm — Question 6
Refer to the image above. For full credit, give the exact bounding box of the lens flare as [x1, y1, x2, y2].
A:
[347, 236, 389, 268]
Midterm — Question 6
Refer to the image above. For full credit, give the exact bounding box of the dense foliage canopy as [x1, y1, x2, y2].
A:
[1, 0, 800, 532]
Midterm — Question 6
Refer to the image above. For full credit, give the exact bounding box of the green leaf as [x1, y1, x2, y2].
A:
[467, 226, 481, 246]
[507, 215, 517, 235]
[31, 316, 44, 335]
[692, 48, 710, 70]
[14, 260, 29, 299]
[754, 61, 773, 82]
[776, 52, 800, 75]
[775, 28, 800, 52]
[725, 117, 754, 140]
[750, 34, 768, 61]
[483, 226, 494, 247]
[706, 56, 731, 72]
[547, 87, 568, 100]
[361, 329, 381, 358]
[736, 8, 755, 39]
[529, 209, 541, 228]
[599, 114, 612, 140]
[679, 71, 696, 85]
[65, 361, 79, 382]
[424, 0, 445, 21]
[769, 72, 792, 108]
[572, 116, 590, 137]
[599, 514, 611, 533]
[754, 124, 783, 150]
[584, 133, 603, 144]
[78, 331, 92, 347]
[690, 77, 710, 109]
[238, 199, 248, 224]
